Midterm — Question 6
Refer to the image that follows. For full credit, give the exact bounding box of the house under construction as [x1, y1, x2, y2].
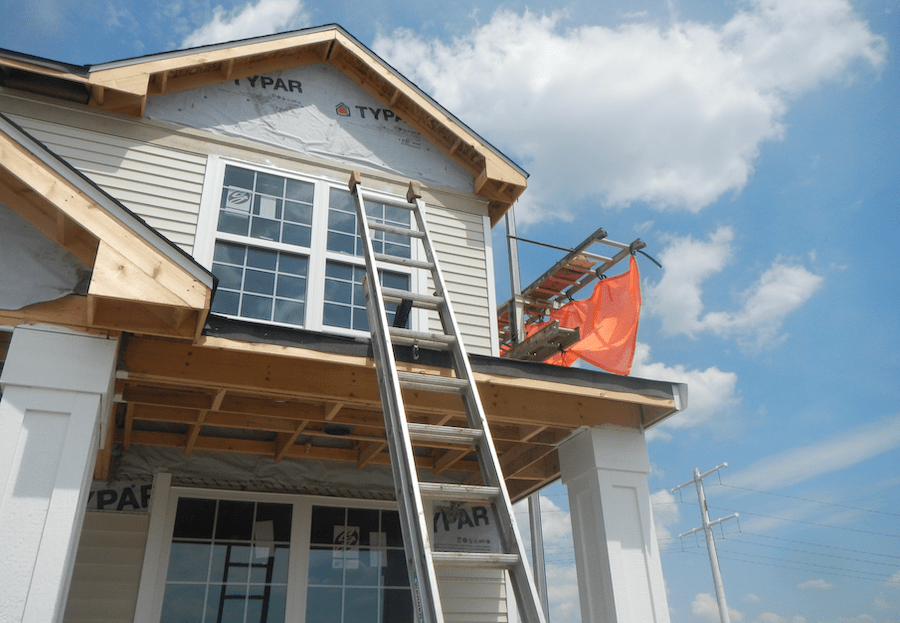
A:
[0, 25, 685, 623]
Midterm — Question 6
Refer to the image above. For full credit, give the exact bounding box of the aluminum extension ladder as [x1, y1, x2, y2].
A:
[349, 172, 547, 623]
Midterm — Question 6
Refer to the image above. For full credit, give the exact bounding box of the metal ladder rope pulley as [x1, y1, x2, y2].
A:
[348, 171, 547, 623]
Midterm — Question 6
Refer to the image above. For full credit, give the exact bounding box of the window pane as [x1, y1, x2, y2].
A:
[224, 165, 255, 190]
[211, 290, 240, 316]
[216, 501, 254, 540]
[306, 587, 342, 623]
[255, 172, 285, 196]
[244, 269, 275, 295]
[173, 498, 216, 538]
[161, 584, 207, 622]
[284, 200, 312, 224]
[307, 548, 344, 585]
[251, 217, 281, 242]
[218, 209, 250, 236]
[345, 588, 379, 623]
[384, 588, 414, 621]
[282, 223, 311, 247]
[285, 179, 314, 203]
[310, 506, 346, 545]
[274, 300, 305, 325]
[167, 541, 212, 582]
[213, 263, 243, 291]
[214, 241, 246, 265]
[241, 294, 272, 320]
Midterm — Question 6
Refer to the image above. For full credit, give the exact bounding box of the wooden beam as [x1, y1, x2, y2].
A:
[123, 402, 135, 450]
[357, 440, 387, 468]
[274, 420, 308, 462]
[185, 389, 226, 455]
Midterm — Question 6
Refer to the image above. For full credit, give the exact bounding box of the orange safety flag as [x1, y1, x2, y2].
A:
[537, 255, 641, 375]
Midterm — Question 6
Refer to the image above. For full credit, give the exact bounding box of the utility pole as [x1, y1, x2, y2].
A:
[673, 464, 738, 623]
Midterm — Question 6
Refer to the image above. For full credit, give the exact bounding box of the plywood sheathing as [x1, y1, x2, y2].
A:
[65, 28, 525, 225]
[0, 121, 211, 338]
[110, 334, 677, 501]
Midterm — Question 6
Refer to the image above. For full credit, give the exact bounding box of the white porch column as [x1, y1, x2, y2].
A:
[0, 325, 118, 623]
[559, 426, 670, 623]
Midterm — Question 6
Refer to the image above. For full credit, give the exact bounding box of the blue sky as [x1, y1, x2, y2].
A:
[2, 1, 898, 622]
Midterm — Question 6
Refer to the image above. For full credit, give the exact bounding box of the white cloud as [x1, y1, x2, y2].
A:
[798, 579, 833, 590]
[744, 593, 761, 603]
[644, 227, 735, 338]
[650, 489, 681, 543]
[181, 0, 310, 48]
[729, 413, 900, 491]
[643, 227, 823, 349]
[374, 1, 885, 222]
[692, 592, 744, 622]
[632, 342, 740, 436]
[753, 614, 785, 623]
[888, 570, 900, 588]
[702, 261, 824, 349]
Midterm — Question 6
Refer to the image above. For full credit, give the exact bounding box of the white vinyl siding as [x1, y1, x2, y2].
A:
[425, 205, 494, 355]
[63, 511, 149, 623]
[436, 570, 509, 623]
[5, 116, 207, 254]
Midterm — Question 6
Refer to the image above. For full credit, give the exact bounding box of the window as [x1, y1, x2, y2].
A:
[305, 505, 412, 623]
[198, 159, 419, 336]
[138, 484, 414, 623]
[161, 498, 292, 623]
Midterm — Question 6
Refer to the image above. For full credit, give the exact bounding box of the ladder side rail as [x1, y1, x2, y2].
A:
[409, 196, 548, 623]
[352, 184, 445, 623]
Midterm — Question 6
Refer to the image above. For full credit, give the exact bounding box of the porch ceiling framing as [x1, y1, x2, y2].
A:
[105, 333, 679, 501]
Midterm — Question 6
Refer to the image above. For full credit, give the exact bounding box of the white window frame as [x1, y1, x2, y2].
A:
[134, 474, 412, 623]
[196, 156, 427, 338]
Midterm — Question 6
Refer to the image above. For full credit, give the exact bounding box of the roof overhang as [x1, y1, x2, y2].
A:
[0, 114, 214, 338]
[0, 26, 527, 225]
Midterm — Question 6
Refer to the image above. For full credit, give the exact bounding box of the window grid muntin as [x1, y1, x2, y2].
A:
[323, 262, 410, 332]
[326, 187, 412, 259]
[162, 498, 293, 623]
[208, 161, 419, 337]
[219, 165, 314, 248]
[211, 241, 308, 326]
[305, 506, 413, 623]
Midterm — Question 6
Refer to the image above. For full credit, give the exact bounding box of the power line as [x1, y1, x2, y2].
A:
[706, 506, 900, 539]
[713, 483, 900, 517]
[669, 548, 898, 584]
[736, 530, 900, 562]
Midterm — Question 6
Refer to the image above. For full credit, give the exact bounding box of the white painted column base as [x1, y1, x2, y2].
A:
[0, 326, 118, 623]
[559, 426, 671, 623]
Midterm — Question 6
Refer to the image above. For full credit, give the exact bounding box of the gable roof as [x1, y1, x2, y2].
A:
[0, 25, 527, 225]
[0, 113, 214, 338]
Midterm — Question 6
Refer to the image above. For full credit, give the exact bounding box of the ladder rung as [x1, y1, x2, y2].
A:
[374, 252, 434, 270]
[358, 189, 416, 211]
[431, 552, 520, 570]
[382, 287, 444, 310]
[419, 482, 499, 502]
[388, 327, 455, 348]
[407, 422, 483, 445]
[398, 372, 469, 394]
[367, 221, 426, 239]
